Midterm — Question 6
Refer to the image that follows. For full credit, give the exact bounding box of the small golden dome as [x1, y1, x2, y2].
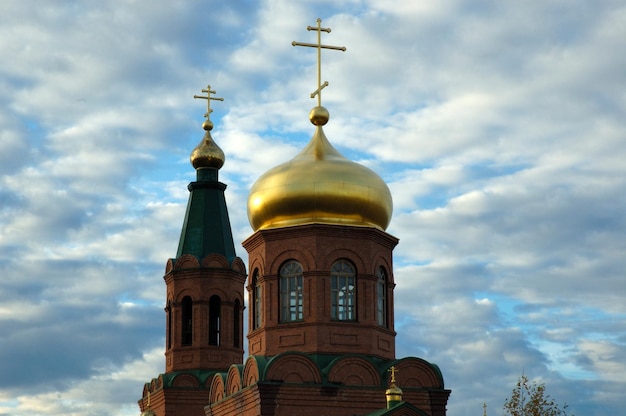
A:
[386, 383, 403, 408]
[247, 108, 392, 231]
[386, 383, 403, 396]
[190, 121, 225, 170]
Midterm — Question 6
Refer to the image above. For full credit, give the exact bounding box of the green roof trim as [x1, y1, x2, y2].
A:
[253, 352, 445, 388]
[145, 369, 220, 390]
[364, 401, 430, 416]
[386, 356, 446, 388]
[175, 167, 237, 261]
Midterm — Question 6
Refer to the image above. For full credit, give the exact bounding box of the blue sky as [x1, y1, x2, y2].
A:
[1, 1, 625, 415]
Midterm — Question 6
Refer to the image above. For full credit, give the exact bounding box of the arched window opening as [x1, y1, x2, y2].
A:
[376, 267, 388, 327]
[209, 295, 221, 346]
[166, 300, 172, 350]
[331, 260, 356, 321]
[234, 299, 241, 348]
[181, 296, 193, 346]
[252, 270, 262, 329]
[279, 260, 303, 322]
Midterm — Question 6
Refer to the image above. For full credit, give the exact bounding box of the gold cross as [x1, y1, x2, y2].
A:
[292, 18, 346, 107]
[193, 85, 224, 120]
[388, 366, 399, 384]
[483, 402, 487, 416]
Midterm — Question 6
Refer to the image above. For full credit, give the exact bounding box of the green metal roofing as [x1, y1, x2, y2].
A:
[175, 167, 237, 262]
[364, 401, 430, 416]
[254, 352, 445, 388]
[145, 369, 219, 390]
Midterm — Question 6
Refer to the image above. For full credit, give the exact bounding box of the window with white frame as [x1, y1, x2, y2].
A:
[331, 260, 356, 321]
[279, 260, 303, 322]
[376, 267, 387, 327]
[252, 270, 262, 329]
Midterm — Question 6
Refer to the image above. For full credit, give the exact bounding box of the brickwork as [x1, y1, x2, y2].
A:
[207, 382, 450, 416]
[140, 386, 212, 416]
[243, 223, 399, 360]
[163, 254, 246, 372]
[139, 178, 451, 416]
[202, 354, 450, 416]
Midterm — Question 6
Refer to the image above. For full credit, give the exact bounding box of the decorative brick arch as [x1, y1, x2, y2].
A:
[171, 373, 200, 388]
[268, 248, 315, 275]
[321, 248, 367, 273]
[202, 253, 230, 269]
[264, 353, 322, 384]
[242, 356, 262, 387]
[165, 258, 175, 274]
[208, 373, 226, 404]
[327, 356, 380, 386]
[205, 287, 229, 302]
[231, 257, 246, 273]
[390, 357, 444, 389]
[375, 257, 394, 284]
[174, 288, 200, 302]
[247, 262, 264, 282]
[226, 364, 243, 395]
[246, 250, 265, 272]
[173, 254, 200, 270]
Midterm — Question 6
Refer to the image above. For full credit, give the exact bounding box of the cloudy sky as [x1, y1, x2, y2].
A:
[1, 0, 625, 415]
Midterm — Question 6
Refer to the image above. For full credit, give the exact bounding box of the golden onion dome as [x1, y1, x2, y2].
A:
[386, 383, 403, 408]
[247, 106, 393, 231]
[190, 119, 225, 170]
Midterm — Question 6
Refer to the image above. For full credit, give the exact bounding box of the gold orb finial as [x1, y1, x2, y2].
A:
[202, 119, 214, 131]
[309, 106, 329, 126]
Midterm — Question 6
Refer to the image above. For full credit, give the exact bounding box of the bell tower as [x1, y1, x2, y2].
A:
[139, 86, 246, 416]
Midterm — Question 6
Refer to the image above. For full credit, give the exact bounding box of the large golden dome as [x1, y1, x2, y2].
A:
[247, 106, 393, 231]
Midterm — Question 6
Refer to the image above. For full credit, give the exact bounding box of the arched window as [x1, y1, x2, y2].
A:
[376, 267, 388, 327]
[181, 296, 193, 346]
[209, 295, 221, 346]
[166, 300, 172, 350]
[252, 270, 262, 329]
[233, 299, 241, 348]
[279, 260, 303, 322]
[331, 260, 356, 321]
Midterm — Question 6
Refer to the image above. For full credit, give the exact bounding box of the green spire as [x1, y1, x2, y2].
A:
[175, 168, 236, 262]
[175, 87, 236, 262]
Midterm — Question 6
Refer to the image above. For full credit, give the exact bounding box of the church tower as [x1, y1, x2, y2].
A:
[244, 19, 396, 361]
[203, 19, 449, 416]
[244, 97, 397, 361]
[245, 20, 395, 360]
[139, 18, 449, 416]
[139, 86, 246, 416]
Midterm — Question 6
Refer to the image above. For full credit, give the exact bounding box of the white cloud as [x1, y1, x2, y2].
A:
[0, 0, 625, 415]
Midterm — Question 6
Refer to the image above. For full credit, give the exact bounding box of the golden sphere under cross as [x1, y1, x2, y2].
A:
[309, 106, 329, 126]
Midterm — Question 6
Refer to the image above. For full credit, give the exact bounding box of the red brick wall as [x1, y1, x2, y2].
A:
[243, 224, 399, 359]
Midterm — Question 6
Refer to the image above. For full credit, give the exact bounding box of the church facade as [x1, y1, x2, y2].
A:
[138, 19, 450, 416]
